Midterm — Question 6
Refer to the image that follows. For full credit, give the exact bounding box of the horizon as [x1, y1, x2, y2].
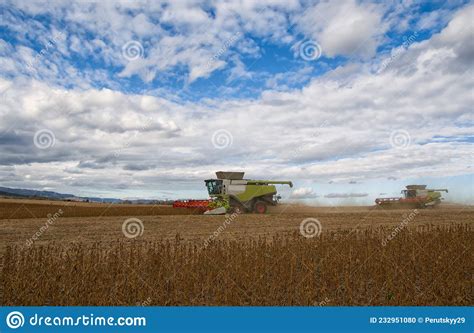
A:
[1, 176, 471, 207]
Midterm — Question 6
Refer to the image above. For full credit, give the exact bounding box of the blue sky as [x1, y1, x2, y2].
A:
[0, 0, 473, 204]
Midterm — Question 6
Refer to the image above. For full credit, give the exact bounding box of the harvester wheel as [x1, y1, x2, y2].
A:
[254, 201, 267, 214]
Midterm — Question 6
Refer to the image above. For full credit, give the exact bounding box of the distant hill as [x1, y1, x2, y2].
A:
[0, 190, 30, 198]
[0, 186, 172, 204]
[0, 186, 120, 203]
[0, 186, 75, 199]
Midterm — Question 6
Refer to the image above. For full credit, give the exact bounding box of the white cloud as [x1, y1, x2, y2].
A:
[296, 0, 387, 59]
[290, 187, 318, 199]
[0, 2, 473, 200]
[325, 193, 368, 198]
[1, 0, 390, 84]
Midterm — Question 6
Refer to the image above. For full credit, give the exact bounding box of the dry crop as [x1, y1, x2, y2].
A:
[2, 224, 472, 306]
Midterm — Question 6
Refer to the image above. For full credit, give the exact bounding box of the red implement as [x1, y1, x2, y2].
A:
[375, 196, 430, 209]
[173, 199, 211, 210]
[375, 197, 401, 205]
[375, 196, 429, 205]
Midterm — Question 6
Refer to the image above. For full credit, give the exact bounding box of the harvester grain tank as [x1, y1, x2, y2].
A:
[375, 185, 448, 208]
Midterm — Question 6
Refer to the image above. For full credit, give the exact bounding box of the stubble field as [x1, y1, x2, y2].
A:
[0, 198, 472, 306]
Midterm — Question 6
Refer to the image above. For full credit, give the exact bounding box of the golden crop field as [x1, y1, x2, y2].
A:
[0, 199, 473, 306]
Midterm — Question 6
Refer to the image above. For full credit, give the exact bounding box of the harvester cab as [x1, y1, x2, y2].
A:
[204, 171, 293, 214]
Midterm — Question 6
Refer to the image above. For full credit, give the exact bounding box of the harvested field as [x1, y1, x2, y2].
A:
[0, 200, 472, 252]
[0, 198, 473, 306]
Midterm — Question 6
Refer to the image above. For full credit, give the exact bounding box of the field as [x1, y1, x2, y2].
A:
[0, 198, 197, 220]
[0, 198, 472, 306]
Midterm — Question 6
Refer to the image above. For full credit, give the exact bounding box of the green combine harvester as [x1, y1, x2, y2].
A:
[375, 185, 448, 208]
[204, 171, 293, 214]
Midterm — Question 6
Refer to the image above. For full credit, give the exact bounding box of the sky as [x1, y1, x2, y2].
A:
[0, 0, 473, 205]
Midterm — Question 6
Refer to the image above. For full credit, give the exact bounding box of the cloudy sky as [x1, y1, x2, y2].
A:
[0, 0, 473, 204]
